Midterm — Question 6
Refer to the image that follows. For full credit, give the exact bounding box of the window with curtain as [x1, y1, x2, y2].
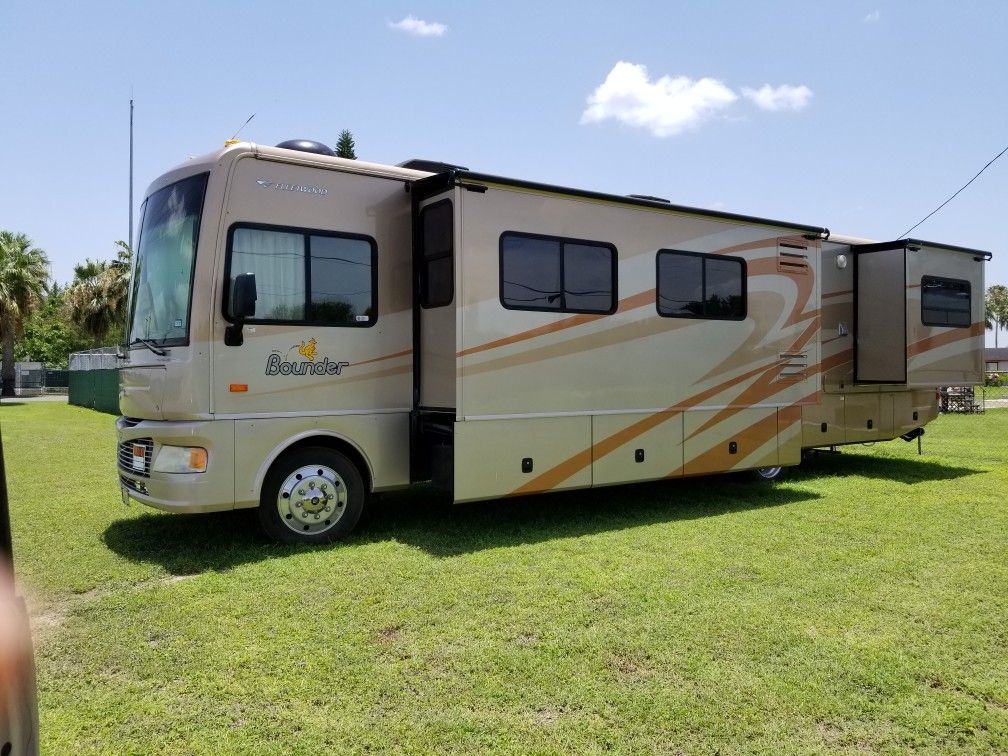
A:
[226, 225, 376, 326]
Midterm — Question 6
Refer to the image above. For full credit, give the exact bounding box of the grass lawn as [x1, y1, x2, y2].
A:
[1, 400, 1006, 754]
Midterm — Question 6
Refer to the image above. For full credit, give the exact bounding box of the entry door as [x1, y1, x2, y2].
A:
[415, 190, 458, 410]
[855, 247, 907, 383]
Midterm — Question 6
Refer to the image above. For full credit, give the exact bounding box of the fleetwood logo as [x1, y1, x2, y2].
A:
[256, 178, 329, 196]
[266, 338, 349, 376]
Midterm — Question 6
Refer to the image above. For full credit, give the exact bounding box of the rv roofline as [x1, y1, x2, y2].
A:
[446, 170, 830, 236]
[853, 238, 993, 260]
[827, 233, 878, 246]
[251, 143, 432, 182]
[143, 142, 435, 200]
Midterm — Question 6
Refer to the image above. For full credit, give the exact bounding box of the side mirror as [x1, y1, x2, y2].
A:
[225, 273, 257, 347]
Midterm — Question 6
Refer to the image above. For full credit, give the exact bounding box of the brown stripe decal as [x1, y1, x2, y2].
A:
[351, 349, 412, 367]
[681, 410, 780, 477]
[822, 289, 853, 300]
[688, 317, 820, 440]
[509, 348, 853, 496]
[907, 322, 983, 358]
[459, 236, 792, 360]
[458, 289, 655, 358]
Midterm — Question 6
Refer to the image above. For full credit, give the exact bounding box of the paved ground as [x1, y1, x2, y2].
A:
[1, 394, 69, 404]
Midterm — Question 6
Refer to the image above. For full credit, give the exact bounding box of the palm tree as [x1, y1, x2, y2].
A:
[985, 285, 1008, 349]
[62, 241, 132, 348]
[0, 231, 50, 397]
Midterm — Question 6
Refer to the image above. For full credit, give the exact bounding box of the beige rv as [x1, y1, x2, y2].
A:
[116, 140, 991, 542]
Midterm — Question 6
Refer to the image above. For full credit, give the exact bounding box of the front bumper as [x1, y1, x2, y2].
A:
[116, 416, 236, 513]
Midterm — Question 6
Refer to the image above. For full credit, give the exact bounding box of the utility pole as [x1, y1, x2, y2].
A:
[129, 97, 134, 250]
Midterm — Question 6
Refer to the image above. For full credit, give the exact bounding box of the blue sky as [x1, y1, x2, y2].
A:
[2, 1, 1006, 344]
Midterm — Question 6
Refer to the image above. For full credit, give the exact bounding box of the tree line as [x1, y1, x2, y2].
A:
[1, 233, 131, 396]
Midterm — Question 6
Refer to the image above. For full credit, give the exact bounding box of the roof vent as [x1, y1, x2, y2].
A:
[628, 194, 671, 204]
[398, 158, 469, 173]
[275, 139, 336, 156]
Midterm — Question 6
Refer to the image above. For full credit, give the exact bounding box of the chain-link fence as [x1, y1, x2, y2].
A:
[8, 362, 69, 397]
[68, 348, 120, 371]
[12, 367, 69, 396]
[68, 348, 121, 414]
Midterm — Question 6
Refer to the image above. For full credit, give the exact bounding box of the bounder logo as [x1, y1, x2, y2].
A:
[265, 338, 350, 376]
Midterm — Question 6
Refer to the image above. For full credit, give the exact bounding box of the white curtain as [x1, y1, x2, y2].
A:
[231, 228, 305, 320]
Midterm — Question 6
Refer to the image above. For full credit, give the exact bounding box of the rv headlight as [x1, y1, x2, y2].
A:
[153, 445, 208, 473]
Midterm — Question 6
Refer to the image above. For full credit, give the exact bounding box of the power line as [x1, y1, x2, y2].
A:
[898, 143, 1008, 239]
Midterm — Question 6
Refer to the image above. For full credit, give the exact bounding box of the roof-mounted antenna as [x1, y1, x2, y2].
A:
[225, 113, 256, 147]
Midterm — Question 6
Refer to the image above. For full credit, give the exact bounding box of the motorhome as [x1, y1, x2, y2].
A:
[116, 140, 991, 542]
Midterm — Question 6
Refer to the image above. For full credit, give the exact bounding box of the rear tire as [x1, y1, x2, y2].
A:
[752, 465, 789, 482]
[258, 446, 366, 544]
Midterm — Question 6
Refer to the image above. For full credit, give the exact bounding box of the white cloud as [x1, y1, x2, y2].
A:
[863, 9, 881, 22]
[388, 15, 447, 37]
[741, 84, 813, 112]
[580, 61, 738, 138]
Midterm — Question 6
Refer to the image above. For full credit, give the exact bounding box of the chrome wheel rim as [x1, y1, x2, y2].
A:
[276, 464, 347, 535]
[755, 466, 782, 480]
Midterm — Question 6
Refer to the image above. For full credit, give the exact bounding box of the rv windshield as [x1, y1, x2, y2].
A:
[127, 173, 209, 347]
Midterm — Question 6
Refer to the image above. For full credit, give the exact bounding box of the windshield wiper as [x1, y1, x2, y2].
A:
[132, 337, 167, 357]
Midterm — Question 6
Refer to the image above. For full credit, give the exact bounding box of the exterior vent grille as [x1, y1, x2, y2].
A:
[777, 352, 808, 381]
[117, 438, 153, 478]
[778, 241, 809, 274]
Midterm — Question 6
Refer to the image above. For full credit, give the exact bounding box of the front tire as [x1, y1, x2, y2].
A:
[258, 446, 366, 544]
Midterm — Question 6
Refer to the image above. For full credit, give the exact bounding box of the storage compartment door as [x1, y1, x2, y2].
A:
[855, 248, 906, 383]
[453, 416, 592, 503]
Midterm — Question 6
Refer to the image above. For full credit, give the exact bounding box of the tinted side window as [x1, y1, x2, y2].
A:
[657, 250, 745, 320]
[921, 275, 971, 327]
[226, 225, 376, 326]
[309, 235, 374, 324]
[500, 233, 615, 314]
[420, 200, 453, 308]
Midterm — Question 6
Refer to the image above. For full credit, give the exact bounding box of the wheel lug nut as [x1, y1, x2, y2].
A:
[309, 482, 315, 489]
[313, 514, 320, 520]
[324, 505, 330, 512]
[298, 488, 305, 495]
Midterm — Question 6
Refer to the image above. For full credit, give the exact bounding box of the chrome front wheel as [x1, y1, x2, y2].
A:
[277, 464, 348, 536]
[259, 447, 365, 543]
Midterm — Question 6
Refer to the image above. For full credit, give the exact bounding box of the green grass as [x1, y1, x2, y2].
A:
[2, 400, 1007, 754]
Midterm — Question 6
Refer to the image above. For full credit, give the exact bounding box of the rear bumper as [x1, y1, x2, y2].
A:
[116, 416, 236, 513]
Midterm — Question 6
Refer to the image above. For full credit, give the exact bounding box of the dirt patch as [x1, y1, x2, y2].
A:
[608, 650, 654, 680]
[375, 625, 402, 642]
